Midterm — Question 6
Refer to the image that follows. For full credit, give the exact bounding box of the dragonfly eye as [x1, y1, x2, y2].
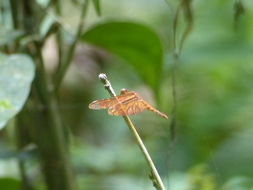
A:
[120, 88, 128, 94]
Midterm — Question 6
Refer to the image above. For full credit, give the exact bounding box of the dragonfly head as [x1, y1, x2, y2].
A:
[120, 88, 128, 95]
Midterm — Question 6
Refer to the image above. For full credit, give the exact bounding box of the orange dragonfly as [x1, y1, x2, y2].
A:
[89, 88, 168, 119]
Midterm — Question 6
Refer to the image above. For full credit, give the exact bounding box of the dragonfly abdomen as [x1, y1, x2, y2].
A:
[144, 102, 168, 119]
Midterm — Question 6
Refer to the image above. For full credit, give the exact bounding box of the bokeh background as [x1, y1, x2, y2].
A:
[1, 0, 253, 189]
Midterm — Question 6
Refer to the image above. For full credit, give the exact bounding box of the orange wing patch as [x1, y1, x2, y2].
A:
[108, 98, 145, 116]
[89, 89, 168, 119]
[89, 97, 118, 110]
[89, 91, 136, 110]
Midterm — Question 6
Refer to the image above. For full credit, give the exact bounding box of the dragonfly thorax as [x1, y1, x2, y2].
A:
[120, 88, 128, 95]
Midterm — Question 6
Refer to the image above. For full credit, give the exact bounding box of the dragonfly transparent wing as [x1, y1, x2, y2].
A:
[108, 98, 168, 119]
[89, 97, 118, 110]
[89, 91, 137, 110]
[108, 98, 146, 116]
[89, 90, 168, 119]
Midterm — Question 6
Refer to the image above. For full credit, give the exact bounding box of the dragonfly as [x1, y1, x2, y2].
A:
[89, 88, 168, 119]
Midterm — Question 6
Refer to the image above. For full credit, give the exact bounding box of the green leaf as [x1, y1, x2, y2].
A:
[0, 178, 21, 190]
[92, 0, 101, 16]
[81, 21, 163, 92]
[0, 54, 35, 129]
[39, 14, 55, 37]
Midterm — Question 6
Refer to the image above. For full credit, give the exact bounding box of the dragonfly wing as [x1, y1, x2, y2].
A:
[108, 99, 146, 116]
[89, 91, 138, 110]
[89, 97, 118, 110]
[108, 99, 168, 119]
[89, 89, 168, 119]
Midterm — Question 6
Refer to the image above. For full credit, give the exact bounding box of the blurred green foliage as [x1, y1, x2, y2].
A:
[0, 178, 21, 190]
[0, 0, 253, 190]
[82, 21, 163, 93]
[91, 0, 101, 16]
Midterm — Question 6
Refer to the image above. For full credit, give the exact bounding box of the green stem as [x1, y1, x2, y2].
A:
[8, 0, 76, 189]
[9, 0, 19, 29]
[169, 0, 193, 140]
[178, 0, 193, 54]
[98, 73, 166, 190]
[10, 1, 31, 189]
[54, 0, 63, 73]
[15, 115, 34, 190]
[54, 0, 90, 91]
[169, 1, 181, 140]
[31, 46, 76, 190]
[169, 55, 178, 140]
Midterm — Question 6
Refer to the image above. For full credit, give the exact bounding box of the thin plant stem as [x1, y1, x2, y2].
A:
[170, 0, 193, 140]
[52, 0, 64, 72]
[54, 0, 90, 91]
[169, 1, 181, 141]
[179, 0, 193, 54]
[170, 57, 178, 140]
[98, 73, 166, 190]
[234, 0, 245, 29]
[15, 115, 34, 190]
[9, 0, 19, 29]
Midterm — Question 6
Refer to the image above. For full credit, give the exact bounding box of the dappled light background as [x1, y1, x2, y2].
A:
[1, 0, 253, 190]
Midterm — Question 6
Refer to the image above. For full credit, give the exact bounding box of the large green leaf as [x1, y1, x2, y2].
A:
[0, 54, 35, 129]
[81, 21, 163, 92]
[0, 178, 21, 190]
